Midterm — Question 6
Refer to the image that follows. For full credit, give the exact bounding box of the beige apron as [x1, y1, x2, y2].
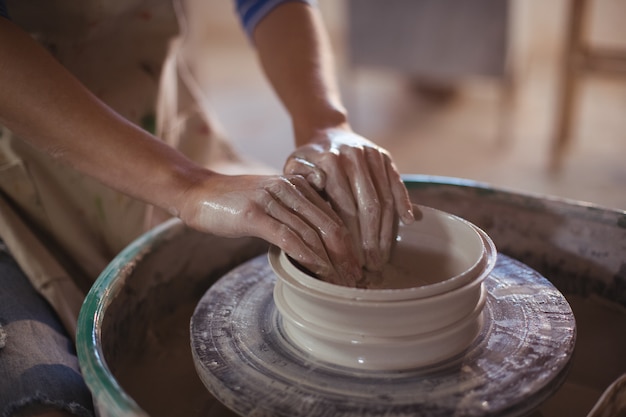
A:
[0, 0, 270, 337]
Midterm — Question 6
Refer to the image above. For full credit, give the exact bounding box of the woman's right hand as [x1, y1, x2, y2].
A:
[177, 173, 362, 287]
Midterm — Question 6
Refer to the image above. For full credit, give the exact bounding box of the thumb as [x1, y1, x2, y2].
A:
[284, 157, 326, 191]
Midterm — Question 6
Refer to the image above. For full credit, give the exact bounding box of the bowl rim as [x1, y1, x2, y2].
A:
[273, 258, 487, 307]
[269, 205, 497, 301]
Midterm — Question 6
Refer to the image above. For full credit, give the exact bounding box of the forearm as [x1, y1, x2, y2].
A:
[0, 15, 363, 285]
[0, 18, 212, 216]
[252, 3, 414, 273]
[252, 2, 350, 146]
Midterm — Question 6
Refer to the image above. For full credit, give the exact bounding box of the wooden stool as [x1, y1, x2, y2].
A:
[551, 0, 626, 171]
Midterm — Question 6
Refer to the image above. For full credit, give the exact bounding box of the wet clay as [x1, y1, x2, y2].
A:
[360, 243, 470, 290]
[534, 295, 626, 417]
[113, 301, 238, 417]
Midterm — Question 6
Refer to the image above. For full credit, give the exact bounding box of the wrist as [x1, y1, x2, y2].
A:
[161, 165, 218, 220]
[293, 105, 351, 146]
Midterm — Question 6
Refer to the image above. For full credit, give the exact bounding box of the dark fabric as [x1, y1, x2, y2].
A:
[0, 242, 94, 417]
[0, 0, 9, 19]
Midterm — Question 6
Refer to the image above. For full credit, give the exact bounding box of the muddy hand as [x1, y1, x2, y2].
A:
[284, 128, 414, 272]
[177, 173, 362, 286]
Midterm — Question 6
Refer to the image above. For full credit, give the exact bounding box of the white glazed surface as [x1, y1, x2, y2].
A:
[276, 286, 487, 370]
[273, 270, 484, 337]
[269, 205, 497, 371]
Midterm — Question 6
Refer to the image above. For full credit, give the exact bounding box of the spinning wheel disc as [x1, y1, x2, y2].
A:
[191, 254, 575, 417]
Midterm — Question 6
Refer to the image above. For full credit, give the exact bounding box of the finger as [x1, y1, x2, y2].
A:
[341, 146, 383, 271]
[262, 195, 338, 279]
[365, 147, 396, 266]
[255, 210, 337, 280]
[284, 157, 326, 191]
[411, 203, 424, 221]
[267, 176, 360, 286]
[385, 157, 414, 224]
[285, 175, 362, 286]
[313, 153, 365, 269]
[283, 175, 341, 227]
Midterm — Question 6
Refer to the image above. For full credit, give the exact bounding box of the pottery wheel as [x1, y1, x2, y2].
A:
[191, 253, 576, 417]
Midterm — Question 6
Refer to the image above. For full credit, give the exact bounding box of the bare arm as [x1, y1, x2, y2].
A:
[253, 3, 414, 273]
[249, 1, 346, 146]
[0, 17, 360, 285]
[0, 18, 200, 213]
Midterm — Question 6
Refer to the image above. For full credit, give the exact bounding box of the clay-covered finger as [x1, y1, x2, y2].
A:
[365, 147, 396, 266]
[385, 157, 414, 224]
[340, 146, 383, 271]
[284, 156, 326, 191]
[255, 209, 336, 280]
[251, 186, 341, 281]
[312, 153, 365, 269]
[285, 175, 362, 286]
[267, 176, 360, 286]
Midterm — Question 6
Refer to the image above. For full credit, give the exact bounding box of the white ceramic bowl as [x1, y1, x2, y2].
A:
[269, 205, 497, 371]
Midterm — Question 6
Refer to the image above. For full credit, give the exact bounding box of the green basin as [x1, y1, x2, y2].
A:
[76, 176, 626, 417]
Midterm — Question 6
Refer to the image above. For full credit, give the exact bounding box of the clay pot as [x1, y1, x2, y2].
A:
[269, 205, 497, 371]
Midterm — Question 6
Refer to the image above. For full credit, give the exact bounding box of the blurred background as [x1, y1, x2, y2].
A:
[191, 0, 625, 210]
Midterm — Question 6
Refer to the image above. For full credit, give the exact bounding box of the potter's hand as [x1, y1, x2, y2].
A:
[284, 129, 414, 272]
[178, 174, 362, 286]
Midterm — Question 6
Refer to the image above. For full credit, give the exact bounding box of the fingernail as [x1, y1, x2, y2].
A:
[402, 209, 415, 224]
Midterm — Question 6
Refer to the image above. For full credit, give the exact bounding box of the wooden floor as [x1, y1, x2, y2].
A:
[193, 0, 626, 210]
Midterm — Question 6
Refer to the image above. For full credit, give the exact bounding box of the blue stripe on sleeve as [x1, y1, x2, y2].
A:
[235, 0, 315, 41]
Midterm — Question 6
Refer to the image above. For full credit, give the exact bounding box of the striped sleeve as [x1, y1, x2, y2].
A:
[235, 0, 316, 40]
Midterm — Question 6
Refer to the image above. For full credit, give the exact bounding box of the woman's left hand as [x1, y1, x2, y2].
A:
[284, 128, 414, 272]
